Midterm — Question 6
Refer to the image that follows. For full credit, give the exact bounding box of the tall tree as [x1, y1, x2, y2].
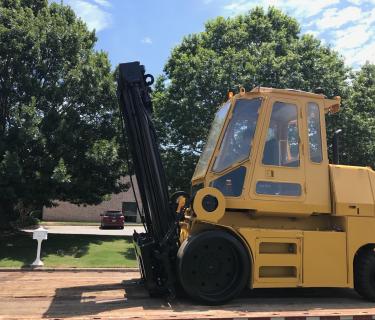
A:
[0, 0, 126, 227]
[153, 7, 349, 192]
[328, 63, 375, 168]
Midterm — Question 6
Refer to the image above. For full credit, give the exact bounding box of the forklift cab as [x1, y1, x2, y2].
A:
[191, 87, 341, 218]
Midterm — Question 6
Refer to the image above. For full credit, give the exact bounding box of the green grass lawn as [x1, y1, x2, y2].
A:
[0, 232, 137, 268]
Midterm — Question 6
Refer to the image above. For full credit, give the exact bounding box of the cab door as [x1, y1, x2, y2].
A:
[249, 96, 307, 214]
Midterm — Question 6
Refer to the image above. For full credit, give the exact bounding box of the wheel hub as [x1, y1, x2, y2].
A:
[177, 230, 250, 304]
[186, 241, 238, 294]
[201, 254, 220, 275]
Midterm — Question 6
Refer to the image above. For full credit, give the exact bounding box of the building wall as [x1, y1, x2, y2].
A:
[43, 176, 142, 223]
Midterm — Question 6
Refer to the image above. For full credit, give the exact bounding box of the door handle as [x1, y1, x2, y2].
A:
[265, 169, 274, 178]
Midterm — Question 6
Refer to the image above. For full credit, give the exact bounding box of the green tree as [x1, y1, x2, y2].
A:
[153, 7, 349, 192]
[329, 63, 375, 168]
[0, 0, 126, 228]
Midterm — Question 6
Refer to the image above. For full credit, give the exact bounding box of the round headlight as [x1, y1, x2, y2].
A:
[202, 195, 218, 212]
[193, 187, 225, 222]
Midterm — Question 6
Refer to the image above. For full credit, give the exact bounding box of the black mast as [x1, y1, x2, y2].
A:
[117, 62, 179, 296]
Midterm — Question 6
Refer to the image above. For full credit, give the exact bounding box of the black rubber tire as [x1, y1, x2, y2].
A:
[354, 247, 375, 301]
[177, 230, 250, 305]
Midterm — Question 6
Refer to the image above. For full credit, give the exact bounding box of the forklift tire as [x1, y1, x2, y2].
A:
[354, 247, 375, 301]
[177, 230, 250, 305]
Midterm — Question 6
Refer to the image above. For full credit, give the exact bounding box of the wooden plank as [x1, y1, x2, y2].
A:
[0, 271, 374, 320]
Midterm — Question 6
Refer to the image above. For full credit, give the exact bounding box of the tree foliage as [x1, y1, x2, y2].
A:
[153, 7, 349, 192]
[0, 0, 126, 226]
[329, 63, 375, 168]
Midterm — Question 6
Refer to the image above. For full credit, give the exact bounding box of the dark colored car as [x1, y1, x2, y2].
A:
[100, 210, 125, 229]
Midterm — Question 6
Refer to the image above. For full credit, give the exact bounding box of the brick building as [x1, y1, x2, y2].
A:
[43, 176, 142, 223]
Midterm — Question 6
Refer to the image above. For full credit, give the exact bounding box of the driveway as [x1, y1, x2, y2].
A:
[23, 225, 145, 236]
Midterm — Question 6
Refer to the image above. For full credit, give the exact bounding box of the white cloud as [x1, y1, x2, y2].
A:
[223, 0, 340, 18]
[342, 41, 375, 66]
[223, 1, 252, 13]
[332, 15, 375, 67]
[141, 37, 153, 45]
[347, 0, 361, 4]
[335, 24, 373, 50]
[92, 0, 111, 7]
[66, 0, 112, 32]
[349, 0, 375, 4]
[315, 6, 362, 30]
[282, 0, 340, 17]
[305, 30, 319, 37]
[365, 8, 375, 27]
[223, 0, 375, 68]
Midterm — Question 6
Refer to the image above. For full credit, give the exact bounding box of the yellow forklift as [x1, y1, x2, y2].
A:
[117, 62, 375, 304]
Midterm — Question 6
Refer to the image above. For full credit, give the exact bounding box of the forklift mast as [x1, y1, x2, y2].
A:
[117, 62, 179, 296]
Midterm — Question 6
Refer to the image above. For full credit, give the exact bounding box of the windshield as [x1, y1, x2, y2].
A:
[104, 211, 122, 217]
[192, 100, 231, 179]
[213, 98, 262, 172]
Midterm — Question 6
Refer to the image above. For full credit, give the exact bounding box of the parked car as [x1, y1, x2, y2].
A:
[100, 210, 124, 229]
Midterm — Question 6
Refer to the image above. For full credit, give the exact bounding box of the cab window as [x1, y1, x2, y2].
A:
[307, 102, 323, 163]
[193, 101, 231, 179]
[213, 98, 262, 172]
[262, 101, 300, 167]
[256, 181, 301, 196]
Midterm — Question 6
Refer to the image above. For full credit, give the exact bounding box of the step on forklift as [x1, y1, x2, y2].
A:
[117, 61, 375, 305]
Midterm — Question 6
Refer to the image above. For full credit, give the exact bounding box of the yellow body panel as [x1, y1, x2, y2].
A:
[186, 87, 375, 291]
[330, 165, 375, 216]
[302, 231, 347, 287]
[347, 217, 375, 287]
[239, 229, 303, 287]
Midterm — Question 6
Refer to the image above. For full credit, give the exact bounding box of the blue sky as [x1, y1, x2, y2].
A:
[64, 0, 375, 77]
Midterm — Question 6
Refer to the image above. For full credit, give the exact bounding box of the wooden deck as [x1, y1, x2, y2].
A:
[0, 270, 375, 319]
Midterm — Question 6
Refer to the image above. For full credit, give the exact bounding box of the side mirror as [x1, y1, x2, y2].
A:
[100, 213, 104, 217]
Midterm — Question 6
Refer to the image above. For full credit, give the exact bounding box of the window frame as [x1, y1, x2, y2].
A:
[261, 100, 301, 168]
[250, 95, 306, 203]
[255, 181, 302, 197]
[306, 101, 324, 165]
[211, 97, 263, 173]
[192, 100, 232, 180]
[210, 166, 247, 197]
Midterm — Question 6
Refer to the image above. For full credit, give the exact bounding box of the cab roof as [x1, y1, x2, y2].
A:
[243, 86, 341, 114]
[250, 86, 327, 99]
